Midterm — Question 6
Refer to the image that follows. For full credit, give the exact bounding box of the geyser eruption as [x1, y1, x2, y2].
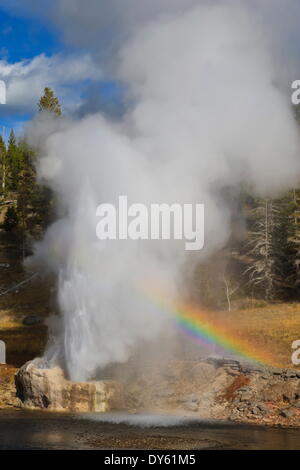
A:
[28, 2, 300, 381]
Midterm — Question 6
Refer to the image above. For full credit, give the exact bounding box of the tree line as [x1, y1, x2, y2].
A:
[1, 87, 300, 305]
[192, 187, 300, 307]
[236, 191, 300, 302]
[0, 87, 61, 255]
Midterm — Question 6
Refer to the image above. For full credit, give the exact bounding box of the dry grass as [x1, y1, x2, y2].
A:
[206, 303, 300, 368]
[0, 275, 50, 366]
[0, 229, 53, 366]
[0, 364, 19, 408]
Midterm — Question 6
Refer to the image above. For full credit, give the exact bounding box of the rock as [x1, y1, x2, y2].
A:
[260, 380, 298, 402]
[22, 315, 43, 326]
[239, 387, 251, 392]
[185, 393, 199, 403]
[190, 362, 216, 383]
[239, 362, 267, 375]
[250, 403, 270, 416]
[251, 406, 261, 416]
[206, 356, 240, 369]
[237, 404, 247, 411]
[15, 359, 123, 412]
[239, 392, 253, 402]
[200, 391, 214, 404]
[257, 403, 269, 414]
[0, 341, 5, 364]
[283, 394, 291, 403]
[232, 398, 241, 406]
[283, 370, 298, 379]
[280, 408, 294, 418]
[183, 401, 198, 412]
[177, 395, 201, 411]
[225, 367, 240, 376]
[156, 389, 173, 398]
[163, 372, 178, 385]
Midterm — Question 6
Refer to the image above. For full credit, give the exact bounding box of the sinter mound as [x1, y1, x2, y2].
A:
[15, 356, 300, 427]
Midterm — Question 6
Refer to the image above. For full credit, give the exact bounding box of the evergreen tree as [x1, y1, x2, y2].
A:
[3, 205, 18, 232]
[293, 103, 300, 124]
[16, 140, 56, 246]
[285, 189, 300, 296]
[17, 141, 54, 242]
[5, 130, 21, 192]
[0, 135, 6, 194]
[38, 87, 62, 116]
[32, 88, 63, 232]
[271, 193, 299, 299]
[17, 142, 36, 235]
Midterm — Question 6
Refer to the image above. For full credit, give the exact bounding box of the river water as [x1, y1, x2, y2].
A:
[1, 410, 300, 450]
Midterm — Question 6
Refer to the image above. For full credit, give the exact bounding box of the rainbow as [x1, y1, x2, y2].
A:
[138, 285, 278, 368]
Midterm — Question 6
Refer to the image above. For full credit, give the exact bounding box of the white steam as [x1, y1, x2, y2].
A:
[28, 2, 300, 381]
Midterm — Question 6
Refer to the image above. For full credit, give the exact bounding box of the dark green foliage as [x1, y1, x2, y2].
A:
[17, 141, 54, 238]
[5, 130, 22, 192]
[0, 135, 6, 193]
[272, 192, 300, 299]
[32, 87, 62, 233]
[6, 87, 63, 245]
[6, 130, 16, 186]
[3, 206, 18, 232]
[293, 103, 300, 124]
[0, 86, 62, 247]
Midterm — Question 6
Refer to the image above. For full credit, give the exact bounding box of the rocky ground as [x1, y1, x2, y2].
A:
[1, 225, 300, 428]
[10, 356, 300, 428]
[122, 356, 300, 427]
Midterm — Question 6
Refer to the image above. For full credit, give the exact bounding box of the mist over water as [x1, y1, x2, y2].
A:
[80, 413, 202, 428]
[27, 2, 300, 381]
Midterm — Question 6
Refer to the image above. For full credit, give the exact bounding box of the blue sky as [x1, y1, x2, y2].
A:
[0, 3, 122, 138]
[0, 7, 58, 134]
[0, 7, 60, 61]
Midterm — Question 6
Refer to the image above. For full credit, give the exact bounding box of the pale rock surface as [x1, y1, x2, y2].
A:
[15, 359, 123, 412]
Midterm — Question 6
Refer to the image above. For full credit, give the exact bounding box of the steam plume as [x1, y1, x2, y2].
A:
[28, 2, 300, 381]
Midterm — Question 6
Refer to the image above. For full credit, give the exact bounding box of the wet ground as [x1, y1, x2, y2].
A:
[0, 410, 300, 450]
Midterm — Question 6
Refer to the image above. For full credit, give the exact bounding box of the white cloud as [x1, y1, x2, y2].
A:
[0, 53, 102, 114]
[3, 0, 300, 77]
